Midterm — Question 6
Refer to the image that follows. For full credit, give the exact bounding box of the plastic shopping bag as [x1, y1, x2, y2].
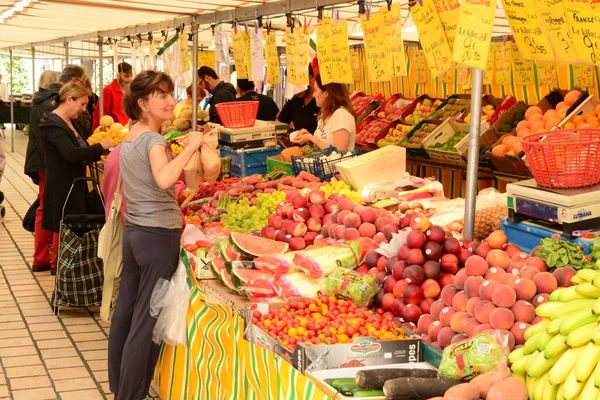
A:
[150, 261, 190, 347]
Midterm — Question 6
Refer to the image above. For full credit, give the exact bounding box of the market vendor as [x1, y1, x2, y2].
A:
[235, 78, 279, 121]
[292, 73, 357, 152]
[92, 62, 133, 131]
[197, 66, 237, 125]
[277, 63, 320, 133]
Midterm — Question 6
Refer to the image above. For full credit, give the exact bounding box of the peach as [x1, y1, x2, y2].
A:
[486, 230, 508, 249]
[401, 304, 423, 323]
[440, 285, 459, 307]
[476, 243, 493, 260]
[526, 257, 548, 272]
[337, 210, 351, 225]
[291, 193, 308, 209]
[479, 280, 501, 301]
[443, 238, 462, 255]
[440, 254, 459, 274]
[421, 279, 442, 299]
[519, 265, 541, 280]
[373, 233, 386, 244]
[358, 207, 377, 224]
[428, 321, 443, 341]
[384, 223, 400, 241]
[393, 279, 409, 298]
[338, 198, 355, 212]
[511, 252, 530, 262]
[465, 255, 489, 276]
[343, 212, 362, 229]
[507, 262, 526, 276]
[450, 311, 470, 333]
[410, 213, 431, 233]
[532, 293, 549, 308]
[489, 307, 515, 330]
[466, 297, 482, 317]
[491, 285, 517, 308]
[375, 217, 392, 233]
[420, 298, 435, 314]
[358, 223, 377, 238]
[334, 225, 346, 240]
[474, 300, 497, 324]
[513, 278, 537, 301]
[465, 276, 485, 298]
[511, 300, 536, 323]
[423, 261, 442, 281]
[454, 268, 469, 290]
[405, 249, 426, 266]
[438, 326, 456, 348]
[404, 284, 424, 305]
[440, 274, 456, 288]
[532, 272, 558, 294]
[440, 307, 456, 327]
[451, 333, 469, 345]
[343, 228, 360, 241]
[553, 266, 577, 287]
[418, 314, 436, 334]
[486, 250, 511, 269]
[464, 317, 481, 337]
[430, 300, 446, 321]
[500, 274, 520, 288]
[452, 291, 469, 312]
[309, 203, 326, 219]
[511, 322, 530, 346]
[485, 267, 506, 281]
[504, 244, 522, 257]
[474, 323, 493, 336]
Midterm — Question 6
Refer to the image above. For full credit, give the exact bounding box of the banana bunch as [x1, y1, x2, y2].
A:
[510, 268, 600, 400]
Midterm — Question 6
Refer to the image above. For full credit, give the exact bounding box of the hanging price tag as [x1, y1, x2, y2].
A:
[535, 60, 558, 86]
[250, 28, 265, 82]
[232, 31, 248, 79]
[198, 51, 216, 69]
[574, 64, 595, 87]
[285, 28, 298, 84]
[433, 0, 461, 50]
[317, 19, 353, 84]
[295, 29, 310, 85]
[413, 49, 429, 83]
[214, 27, 227, 64]
[351, 49, 362, 81]
[493, 42, 513, 85]
[179, 30, 191, 73]
[535, 0, 576, 64]
[381, 4, 407, 76]
[440, 68, 455, 83]
[457, 66, 470, 85]
[243, 31, 252, 80]
[452, 0, 496, 69]
[411, 0, 454, 78]
[264, 31, 281, 84]
[361, 13, 390, 81]
[511, 42, 536, 85]
[563, 0, 600, 65]
[502, 0, 556, 61]
[483, 47, 495, 84]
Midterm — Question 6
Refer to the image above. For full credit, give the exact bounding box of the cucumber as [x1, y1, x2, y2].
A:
[331, 378, 357, 390]
[338, 382, 359, 396]
[355, 368, 439, 389]
[352, 389, 385, 397]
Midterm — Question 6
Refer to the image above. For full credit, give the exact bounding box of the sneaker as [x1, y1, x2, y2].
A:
[32, 264, 51, 272]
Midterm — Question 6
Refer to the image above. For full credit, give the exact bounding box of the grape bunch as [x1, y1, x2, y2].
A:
[321, 179, 362, 204]
[221, 191, 286, 233]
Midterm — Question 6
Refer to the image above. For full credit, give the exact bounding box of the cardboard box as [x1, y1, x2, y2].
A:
[485, 134, 532, 177]
[556, 95, 600, 129]
[336, 146, 407, 190]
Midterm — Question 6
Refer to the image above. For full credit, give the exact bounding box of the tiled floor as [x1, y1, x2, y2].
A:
[0, 130, 160, 400]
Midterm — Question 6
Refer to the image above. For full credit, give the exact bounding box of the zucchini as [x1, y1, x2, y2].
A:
[352, 389, 385, 397]
[331, 378, 357, 390]
[338, 382, 359, 396]
[355, 368, 438, 389]
[383, 377, 461, 400]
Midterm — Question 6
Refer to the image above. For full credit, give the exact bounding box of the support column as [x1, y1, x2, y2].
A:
[9, 49, 14, 153]
[31, 47, 36, 94]
[98, 37, 104, 119]
[191, 18, 199, 131]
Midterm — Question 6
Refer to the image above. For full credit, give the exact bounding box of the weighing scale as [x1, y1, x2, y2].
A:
[506, 179, 600, 237]
[215, 120, 277, 149]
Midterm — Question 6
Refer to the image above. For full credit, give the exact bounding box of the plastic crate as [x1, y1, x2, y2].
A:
[219, 146, 281, 177]
[291, 146, 362, 181]
[266, 155, 294, 176]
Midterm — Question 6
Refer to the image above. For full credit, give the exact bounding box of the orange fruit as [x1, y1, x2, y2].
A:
[584, 111, 596, 121]
[564, 90, 581, 106]
[576, 121, 587, 128]
[525, 106, 544, 120]
[586, 116, 599, 124]
[492, 144, 509, 157]
[544, 109, 557, 121]
[588, 120, 600, 128]
[528, 113, 544, 123]
[512, 141, 524, 153]
[506, 150, 517, 156]
[555, 101, 566, 110]
[516, 120, 530, 133]
[556, 106, 570, 120]
[530, 120, 545, 132]
[573, 115, 585, 125]
[504, 136, 520, 150]
[564, 122, 576, 129]
[545, 117, 562, 130]
[517, 129, 531, 138]
[536, 129, 548, 133]
[595, 104, 600, 116]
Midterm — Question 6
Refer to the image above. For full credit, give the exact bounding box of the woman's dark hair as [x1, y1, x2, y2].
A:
[123, 71, 175, 121]
[315, 74, 356, 122]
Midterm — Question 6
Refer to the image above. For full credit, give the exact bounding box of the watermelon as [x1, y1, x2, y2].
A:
[230, 232, 289, 258]
[216, 238, 242, 261]
[224, 261, 255, 275]
[220, 270, 240, 293]
[232, 268, 274, 283]
[254, 255, 294, 274]
[242, 278, 276, 297]
[210, 258, 226, 280]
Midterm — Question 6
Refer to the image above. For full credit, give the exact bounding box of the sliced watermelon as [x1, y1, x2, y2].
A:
[224, 261, 255, 275]
[254, 255, 293, 274]
[220, 270, 240, 293]
[217, 238, 242, 261]
[242, 278, 276, 297]
[210, 258, 226, 280]
[230, 232, 289, 258]
[232, 268, 274, 283]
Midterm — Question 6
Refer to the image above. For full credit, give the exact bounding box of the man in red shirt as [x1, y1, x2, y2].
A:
[92, 62, 133, 130]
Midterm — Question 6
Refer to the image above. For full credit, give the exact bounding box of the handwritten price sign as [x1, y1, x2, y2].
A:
[457, 66, 470, 85]
[452, 0, 496, 69]
[361, 13, 390, 82]
[536, 60, 559, 86]
[381, 4, 408, 76]
[574, 64, 595, 87]
[285, 28, 298, 84]
[317, 19, 353, 84]
[493, 42, 513, 85]
[484, 47, 495, 84]
[197, 51, 215, 69]
[563, 0, 600, 65]
[535, 0, 576, 64]
[264, 31, 281, 84]
[351, 50, 362, 81]
[232, 31, 248, 79]
[433, 0, 461, 50]
[502, 0, 556, 61]
[511, 42, 536, 85]
[243, 31, 252, 80]
[295, 30, 310, 85]
[411, 0, 454, 78]
[439, 68, 455, 83]
[413, 49, 429, 83]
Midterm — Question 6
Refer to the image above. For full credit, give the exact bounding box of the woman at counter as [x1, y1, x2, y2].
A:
[292, 74, 356, 152]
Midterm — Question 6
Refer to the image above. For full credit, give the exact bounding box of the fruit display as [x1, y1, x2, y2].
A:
[463, 104, 497, 124]
[280, 145, 315, 162]
[434, 364, 528, 399]
[510, 268, 600, 399]
[431, 97, 470, 121]
[171, 143, 183, 155]
[356, 119, 392, 144]
[220, 191, 287, 233]
[515, 90, 581, 138]
[401, 123, 438, 149]
[378, 99, 412, 121]
[377, 123, 412, 147]
[404, 99, 442, 125]
[352, 94, 382, 116]
[496, 109, 526, 134]
[320, 179, 363, 204]
[251, 296, 407, 352]
[88, 116, 128, 145]
[427, 132, 467, 151]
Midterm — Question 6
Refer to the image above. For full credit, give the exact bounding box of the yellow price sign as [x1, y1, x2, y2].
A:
[197, 51, 215, 69]
[573, 64, 595, 88]
[264, 31, 281, 84]
[179, 31, 191, 73]
[502, 0, 555, 61]
[457, 67, 470, 85]
[433, 0, 461, 50]
[381, 4, 407, 76]
[535, 60, 558, 86]
[361, 13, 390, 82]
[535, 0, 576, 64]
[439, 68, 454, 83]
[563, 0, 600, 65]
[351, 49, 362, 81]
[243, 31, 252, 80]
[493, 42, 513, 85]
[483, 47, 495, 84]
[413, 49, 429, 83]
[232, 31, 248, 79]
[511, 42, 536, 85]
[411, 0, 454, 78]
[317, 19, 353, 84]
[452, 0, 496, 69]
[294, 30, 310, 85]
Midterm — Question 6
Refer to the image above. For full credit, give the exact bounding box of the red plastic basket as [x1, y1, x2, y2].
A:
[520, 129, 600, 189]
[215, 101, 259, 128]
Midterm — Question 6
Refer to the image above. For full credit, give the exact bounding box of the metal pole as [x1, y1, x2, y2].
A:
[98, 37, 104, 119]
[9, 50, 14, 153]
[463, 68, 484, 240]
[31, 47, 36, 94]
[191, 19, 199, 131]
[64, 41, 69, 64]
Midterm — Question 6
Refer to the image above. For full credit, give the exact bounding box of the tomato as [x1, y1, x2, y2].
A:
[311, 337, 319, 345]
[307, 330, 316, 339]
[337, 334, 350, 344]
[288, 328, 298, 337]
[252, 310, 262, 319]
[346, 326, 358, 337]
[308, 303, 318, 312]
[289, 337, 297, 345]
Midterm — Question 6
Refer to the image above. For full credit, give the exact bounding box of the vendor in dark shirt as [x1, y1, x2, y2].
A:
[235, 79, 279, 121]
[277, 63, 320, 133]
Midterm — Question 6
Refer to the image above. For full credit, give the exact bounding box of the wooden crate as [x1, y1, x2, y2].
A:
[336, 146, 406, 190]
[485, 135, 532, 177]
[422, 119, 470, 166]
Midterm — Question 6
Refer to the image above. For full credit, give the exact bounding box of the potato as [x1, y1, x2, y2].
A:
[442, 383, 480, 400]
[470, 365, 511, 398]
[486, 377, 527, 400]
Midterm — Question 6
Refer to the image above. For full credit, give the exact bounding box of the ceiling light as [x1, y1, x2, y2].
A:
[0, 0, 37, 24]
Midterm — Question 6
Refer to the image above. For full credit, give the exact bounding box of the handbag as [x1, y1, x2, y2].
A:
[23, 197, 40, 233]
[98, 175, 124, 323]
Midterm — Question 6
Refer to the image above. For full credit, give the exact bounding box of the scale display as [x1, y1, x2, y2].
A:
[515, 198, 559, 222]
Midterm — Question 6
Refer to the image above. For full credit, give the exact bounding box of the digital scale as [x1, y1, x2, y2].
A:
[506, 179, 600, 237]
[215, 120, 277, 149]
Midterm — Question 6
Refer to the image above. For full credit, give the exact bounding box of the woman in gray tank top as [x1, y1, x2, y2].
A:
[107, 71, 203, 400]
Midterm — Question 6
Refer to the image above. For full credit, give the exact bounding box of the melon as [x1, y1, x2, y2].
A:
[242, 278, 276, 297]
[110, 122, 124, 132]
[224, 261, 255, 275]
[220, 270, 240, 293]
[217, 237, 241, 261]
[209, 258, 226, 280]
[232, 268, 274, 283]
[100, 115, 114, 128]
[230, 232, 289, 257]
